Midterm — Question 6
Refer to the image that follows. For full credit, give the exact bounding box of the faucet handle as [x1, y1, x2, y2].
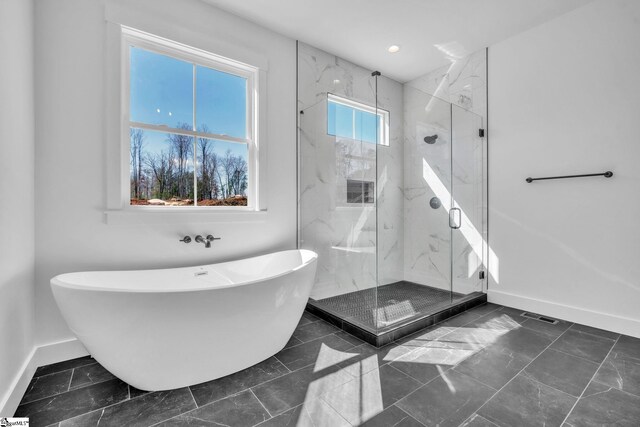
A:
[179, 236, 192, 243]
[206, 235, 221, 242]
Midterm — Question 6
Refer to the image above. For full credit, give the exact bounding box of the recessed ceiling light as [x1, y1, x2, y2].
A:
[333, 79, 341, 84]
[388, 45, 400, 53]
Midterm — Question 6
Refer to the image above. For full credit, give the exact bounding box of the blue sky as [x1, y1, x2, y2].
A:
[130, 47, 248, 159]
[328, 100, 378, 144]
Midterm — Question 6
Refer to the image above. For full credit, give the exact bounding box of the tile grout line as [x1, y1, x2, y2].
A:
[589, 377, 640, 399]
[387, 306, 507, 387]
[146, 409, 191, 427]
[252, 404, 304, 427]
[190, 365, 293, 409]
[249, 388, 274, 420]
[66, 369, 74, 392]
[548, 346, 606, 366]
[458, 413, 500, 427]
[567, 323, 621, 341]
[394, 404, 428, 427]
[187, 386, 198, 408]
[20, 362, 105, 406]
[383, 362, 429, 387]
[33, 360, 97, 379]
[458, 323, 574, 426]
[146, 388, 256, 427]
[21, 364, 99, 405]
[559, 334, 621, 425]
[61, 379, 197, 425]
[521, 373, 583, 399]
[450, 367, 498, 394]
[54, 390, 137, 426]
[391, 305, 494, 359]
[563, 326, 619, 343]
[18, 375, 120, 407]
[275, 336, 355, 373]
[36, 306, 494, 423]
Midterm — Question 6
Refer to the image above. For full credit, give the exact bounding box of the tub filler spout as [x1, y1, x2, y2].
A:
[195, 234, 219, 248]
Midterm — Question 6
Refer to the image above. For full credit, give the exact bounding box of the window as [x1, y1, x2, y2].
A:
[123, 27, 258, 208]
[347, 179, 375, 203]
[327, 94, 389, 146]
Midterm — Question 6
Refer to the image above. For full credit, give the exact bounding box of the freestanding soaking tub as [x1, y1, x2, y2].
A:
[51, 249, 318, 391]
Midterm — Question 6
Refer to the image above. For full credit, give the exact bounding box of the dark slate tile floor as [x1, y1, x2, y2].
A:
[14, 304, 640, 426]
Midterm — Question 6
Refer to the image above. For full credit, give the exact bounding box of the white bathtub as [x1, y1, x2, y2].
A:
[50, 249, 318, 391]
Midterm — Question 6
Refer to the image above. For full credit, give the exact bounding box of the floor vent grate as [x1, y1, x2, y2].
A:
[521, 311, 559, 325]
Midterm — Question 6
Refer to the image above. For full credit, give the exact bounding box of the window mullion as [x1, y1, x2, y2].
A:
[129, 122, 250, 144]
[352, 109, 356, 140]
[193, 63, 198, 206]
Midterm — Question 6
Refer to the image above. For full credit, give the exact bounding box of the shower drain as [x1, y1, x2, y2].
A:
[520, 311, 559, 324]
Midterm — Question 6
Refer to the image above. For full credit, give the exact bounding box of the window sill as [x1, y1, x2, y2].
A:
[104, 208, 268, 226]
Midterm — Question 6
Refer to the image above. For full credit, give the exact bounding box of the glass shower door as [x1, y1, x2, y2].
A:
[451, 105, 485, 296]
[298, 73, 380, 332]
[376, 84, 454, 328]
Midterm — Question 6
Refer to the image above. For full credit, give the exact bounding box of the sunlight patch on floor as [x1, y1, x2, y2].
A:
[313, 343, 360, 373]
[320, 366, 385, 425]
[394, 340, 478, 366]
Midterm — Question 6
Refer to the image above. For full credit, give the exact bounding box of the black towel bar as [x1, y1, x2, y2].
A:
[525, 171, 613, 183]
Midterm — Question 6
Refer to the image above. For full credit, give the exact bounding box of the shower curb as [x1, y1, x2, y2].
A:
[306, 292, 488, 347]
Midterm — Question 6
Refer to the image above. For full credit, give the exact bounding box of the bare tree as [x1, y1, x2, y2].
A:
[130, 128, 145, 199]
[229, 154, 248, 196]
[217, 149, 248, 198]
[220, 149, 234, 197]
[197, 125, 215, 200]
[146, 149, 175, 200]
[167, 123, 193, 199]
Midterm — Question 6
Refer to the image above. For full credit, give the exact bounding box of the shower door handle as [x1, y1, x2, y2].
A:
[449, 208, 461, 229]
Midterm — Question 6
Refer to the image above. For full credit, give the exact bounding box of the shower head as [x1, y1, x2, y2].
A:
[424, 134, 438, 144]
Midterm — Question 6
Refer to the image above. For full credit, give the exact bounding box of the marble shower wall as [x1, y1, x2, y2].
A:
[403, 49, 488, 294]
[407, 48, 487, 119]
[298, 42, 404, 300]
[298, 41, 487, 301]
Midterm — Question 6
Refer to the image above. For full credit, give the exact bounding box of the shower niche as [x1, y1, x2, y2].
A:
[297, 42, 488, 345]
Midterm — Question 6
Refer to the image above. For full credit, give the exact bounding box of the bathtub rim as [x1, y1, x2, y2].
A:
[50, 249, 318, 293]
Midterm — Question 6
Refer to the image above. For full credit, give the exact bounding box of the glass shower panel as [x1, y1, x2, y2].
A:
[451, 105, 485, 296]
[298, 74, 379, 332]
[376, 85, 454, 329]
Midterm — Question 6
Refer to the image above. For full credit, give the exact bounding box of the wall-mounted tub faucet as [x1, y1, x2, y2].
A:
[195, 234, 220, 248]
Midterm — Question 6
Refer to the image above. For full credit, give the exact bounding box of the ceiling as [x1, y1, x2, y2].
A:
[202, 0, 593, 82]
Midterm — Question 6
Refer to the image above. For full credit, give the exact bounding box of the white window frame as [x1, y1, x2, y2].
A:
[121, 26, 259, 210]
[327, 93, 390, 146]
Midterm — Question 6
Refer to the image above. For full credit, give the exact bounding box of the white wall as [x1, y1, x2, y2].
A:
[34, 0, 297, 346]
[0, 0, 36, 412]
[488, 0, 640, 337]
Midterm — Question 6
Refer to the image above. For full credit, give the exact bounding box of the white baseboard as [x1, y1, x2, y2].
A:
[34, 338, 88, 368]
[0, 347, 37, 418]
[0, 338, 88, 416]
[488, 290, 640, 339]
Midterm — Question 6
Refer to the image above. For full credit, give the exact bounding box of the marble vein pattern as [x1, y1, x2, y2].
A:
[298, 42, 404, 301]
[298, 41, 488, 312]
